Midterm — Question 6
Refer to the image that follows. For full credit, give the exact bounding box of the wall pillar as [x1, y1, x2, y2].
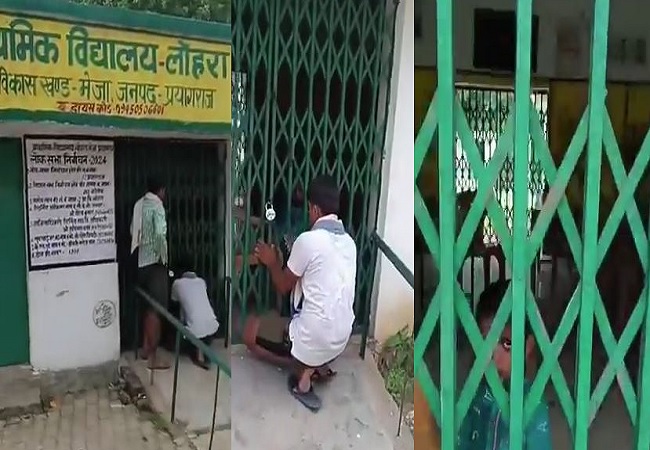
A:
[372, 0, 414, 343]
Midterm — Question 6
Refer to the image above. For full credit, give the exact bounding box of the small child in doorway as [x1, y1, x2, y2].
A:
[458, 280, 552, 450]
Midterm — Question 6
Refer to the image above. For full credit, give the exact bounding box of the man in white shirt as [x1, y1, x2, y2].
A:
[252, 175, 357, 412]
[171, 256, 220, 370]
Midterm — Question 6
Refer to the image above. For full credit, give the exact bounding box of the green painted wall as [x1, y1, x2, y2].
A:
[0, 138, 30, 366]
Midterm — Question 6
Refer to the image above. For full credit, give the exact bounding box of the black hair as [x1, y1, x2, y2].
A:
[147, 176, 165, 195]
[476, 279, 531, 336]
[175, 252, 195, 275]
[307, 175, 340, 215]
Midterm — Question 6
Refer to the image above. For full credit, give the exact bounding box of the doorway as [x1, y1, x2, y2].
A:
[113, 138, 228, 350]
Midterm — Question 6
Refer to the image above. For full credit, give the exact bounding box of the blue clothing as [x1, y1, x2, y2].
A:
[458, 381, 552, 450]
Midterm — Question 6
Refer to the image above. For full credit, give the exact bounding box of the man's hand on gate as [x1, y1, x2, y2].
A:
[254, 241, 278, 267]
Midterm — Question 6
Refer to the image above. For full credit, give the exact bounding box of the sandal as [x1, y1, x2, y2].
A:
[288, 374, 322, 412]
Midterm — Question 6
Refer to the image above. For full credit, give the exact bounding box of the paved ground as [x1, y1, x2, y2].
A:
[231, 342, 413, 450]
[126, 340, 231, 450]
[0, 388, 197, 450]
[127, 345, 230, 431]
[127, 340, 410, 450]
[0, 366, 41, 418]
[0, 346, 407, 450]
[189, 431, 230, 450]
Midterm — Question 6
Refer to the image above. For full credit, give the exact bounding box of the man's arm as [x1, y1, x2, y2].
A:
[130, 198, 143, 254]
[153, 204, 168, 265]
[266, 258, 299, 295]
[257, 234, 311, 296]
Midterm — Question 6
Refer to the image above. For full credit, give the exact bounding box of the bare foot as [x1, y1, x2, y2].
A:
[311, 365, 337, 383]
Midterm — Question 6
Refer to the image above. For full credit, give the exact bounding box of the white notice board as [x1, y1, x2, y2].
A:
[25, 138, 116, 268]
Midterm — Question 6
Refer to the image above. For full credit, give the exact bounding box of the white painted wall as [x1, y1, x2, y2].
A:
[372, 0, 414, 343]
[28, 263, 120, 371]
[416, 0, 650, 81]
[10, 126, 227, 373]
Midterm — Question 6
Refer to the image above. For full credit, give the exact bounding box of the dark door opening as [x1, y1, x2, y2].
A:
[113, 138, 228, 351]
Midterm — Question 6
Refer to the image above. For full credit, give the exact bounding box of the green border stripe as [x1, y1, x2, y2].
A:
[0, 0, 230, 43]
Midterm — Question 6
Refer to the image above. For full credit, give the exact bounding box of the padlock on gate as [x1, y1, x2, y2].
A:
[264, 201, 276, 222]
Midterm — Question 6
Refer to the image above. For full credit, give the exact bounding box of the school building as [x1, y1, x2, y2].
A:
[0, 0, 414, 380]
[0, 0, 231, 375]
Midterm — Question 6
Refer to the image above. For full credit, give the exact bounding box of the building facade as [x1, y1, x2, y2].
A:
[0, 0, 231, 371]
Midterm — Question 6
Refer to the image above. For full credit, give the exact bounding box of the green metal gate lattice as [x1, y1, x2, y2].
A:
[455, 86, 548, 244]
[115, 139, 228, 348]
[415, 1, 650, 449]
[231, 0, 398, 334]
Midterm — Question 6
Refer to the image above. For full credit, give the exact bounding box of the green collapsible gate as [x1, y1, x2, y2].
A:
[231, 0, 398, 336]
[454, 87, 548, 242]
[114, 139, 228, 348]
[415, 0, 650, 449]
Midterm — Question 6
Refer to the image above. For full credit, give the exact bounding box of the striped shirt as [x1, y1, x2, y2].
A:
[137, 194, 168, 268]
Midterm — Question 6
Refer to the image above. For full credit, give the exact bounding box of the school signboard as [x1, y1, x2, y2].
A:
[0, 7, 231, 131]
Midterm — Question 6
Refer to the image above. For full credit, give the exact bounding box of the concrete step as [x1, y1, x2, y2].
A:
[124, 341, 231, 433]
[0, 365, 43, 420]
